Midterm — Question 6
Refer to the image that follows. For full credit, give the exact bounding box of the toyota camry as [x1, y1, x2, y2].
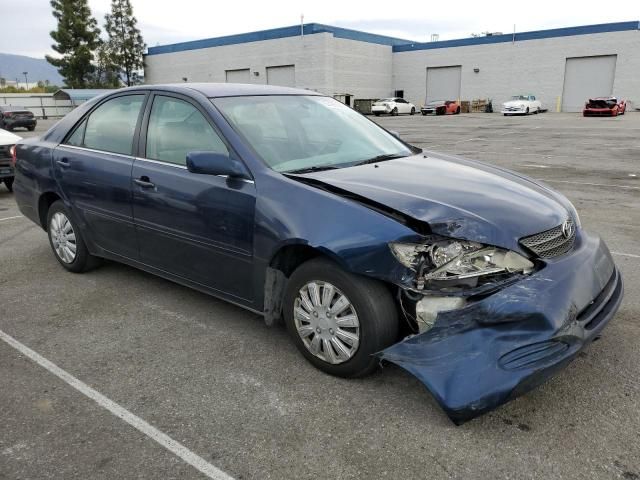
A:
[12, 84, 622, 423]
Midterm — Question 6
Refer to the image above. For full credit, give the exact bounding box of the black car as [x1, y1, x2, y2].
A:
[0, 105, 37, 131]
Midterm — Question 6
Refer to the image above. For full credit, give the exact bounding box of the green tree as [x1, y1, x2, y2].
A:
[92, 41, 121, 88]
[104, 0, 145, 86]
[45, 0, 101, 88]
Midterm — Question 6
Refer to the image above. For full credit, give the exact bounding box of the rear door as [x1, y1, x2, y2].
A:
[131, 93, 257, 301]
[53, 92, 147, 259]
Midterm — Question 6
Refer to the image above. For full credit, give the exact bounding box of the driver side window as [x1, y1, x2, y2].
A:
[145, 96, 228, 166]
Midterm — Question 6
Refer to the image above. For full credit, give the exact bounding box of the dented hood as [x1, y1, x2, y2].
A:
[304, 152, 572, 252]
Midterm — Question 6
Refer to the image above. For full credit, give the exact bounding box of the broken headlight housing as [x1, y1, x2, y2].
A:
[389, 239, 534, 290]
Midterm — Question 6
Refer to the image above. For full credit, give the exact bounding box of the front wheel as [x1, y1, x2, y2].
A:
[3, 177, 13, 192]
[456, 106, 461, 114]
[525, 107, 530, 115]
[391, 107, 398, 116]
[374, 112, 380, 116]
[46, 200, 101, 273]
[284, 258, 398, 378]
[410, 107, 415, 115]
[28, 126, 35, 131]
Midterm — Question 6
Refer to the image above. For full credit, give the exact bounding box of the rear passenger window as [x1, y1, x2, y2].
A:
[83, 95, 144, 155]
[145, 96, 228, 166]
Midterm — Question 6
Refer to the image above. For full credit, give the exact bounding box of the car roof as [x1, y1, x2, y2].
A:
[120, 83, 324, 98]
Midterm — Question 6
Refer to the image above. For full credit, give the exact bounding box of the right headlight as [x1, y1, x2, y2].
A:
[389, 239, 534, 290]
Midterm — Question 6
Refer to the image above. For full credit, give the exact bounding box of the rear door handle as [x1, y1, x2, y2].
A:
[134, 177, 155, 189]
[56, 158, 70, 168]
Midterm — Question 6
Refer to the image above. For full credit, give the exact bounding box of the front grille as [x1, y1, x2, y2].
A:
[520, 219, 576, 258]
[0, 145, 10, 160]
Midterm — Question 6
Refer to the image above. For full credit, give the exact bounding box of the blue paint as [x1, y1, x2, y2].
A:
[146, 20, 639, 56]
[146, 23, 411, 56]
[393, 21, 640, 52]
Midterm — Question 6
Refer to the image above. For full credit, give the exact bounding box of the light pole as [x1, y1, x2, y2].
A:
[22, 71, 28, 89]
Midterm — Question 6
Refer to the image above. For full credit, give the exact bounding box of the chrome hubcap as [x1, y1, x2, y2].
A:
[50, 212, 77, 264]
[294, 281, 360, 364]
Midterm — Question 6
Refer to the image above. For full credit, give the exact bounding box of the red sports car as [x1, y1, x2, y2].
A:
[421, 100, 460, 115]
[583, 97, 626, 117]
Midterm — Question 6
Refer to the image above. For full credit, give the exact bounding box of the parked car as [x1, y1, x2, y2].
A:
[371, 97, 416, 116]
[0, 128, 20, 192]
[583, 97, 626, 116]
[13, 84, 622, 424]
[421, 100, 460, 115]
[0, 105, 37, 131]
[501, 95, 542, 115]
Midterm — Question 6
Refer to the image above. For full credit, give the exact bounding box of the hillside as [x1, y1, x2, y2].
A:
[0, 53, 64, 85]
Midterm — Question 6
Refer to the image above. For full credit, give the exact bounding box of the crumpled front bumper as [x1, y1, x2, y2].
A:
[377, 231, 623, 424]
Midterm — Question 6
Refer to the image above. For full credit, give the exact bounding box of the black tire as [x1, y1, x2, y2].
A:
[421, 111, 427, 116]
[3, 177, 13, 192]
[28, 126, 35, 131]
[283, 258, 398, 378]
[46, 200, 101, 273]
[436, 108, 444, 116]
[391, 107, 398, 116]
[374, 112, 380, 116]
[525, 107, 530, 115]
[456, 106, 461, 114]
[410, 107, 415, 115]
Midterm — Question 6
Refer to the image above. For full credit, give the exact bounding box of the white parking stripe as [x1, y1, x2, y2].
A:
[0, 215, 24, 222]
[535, 179, 640, 190]
[612, 251, 640, 259]
[0, 329, 235, 480]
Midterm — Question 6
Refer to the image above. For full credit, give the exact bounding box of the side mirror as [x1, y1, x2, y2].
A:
[186, 151, 250, 178]
[388, 130, 401, 139]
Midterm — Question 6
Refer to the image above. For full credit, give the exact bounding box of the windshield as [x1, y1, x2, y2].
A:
[377, 98, 395, 103]
[213, 95, 413, 173]
[510, 95, 528, 101]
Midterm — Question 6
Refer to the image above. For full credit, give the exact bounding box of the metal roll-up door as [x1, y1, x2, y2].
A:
[561, 55, 617, 112]
[225, 69, 250, 83]
[426, 66, 462, 103]
[266, 65, 295, 87]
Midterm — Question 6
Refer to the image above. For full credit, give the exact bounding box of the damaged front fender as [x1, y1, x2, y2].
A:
[378, 232, 623, 424]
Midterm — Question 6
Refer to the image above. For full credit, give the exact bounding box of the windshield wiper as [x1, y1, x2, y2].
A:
[283, 165, 340, 174]
[353, 153, 409, 166]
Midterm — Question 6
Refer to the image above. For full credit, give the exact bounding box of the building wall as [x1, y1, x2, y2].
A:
[145, 33, 335, 95]
[330, 37, 393, 99]
[392, 30, 640, 110]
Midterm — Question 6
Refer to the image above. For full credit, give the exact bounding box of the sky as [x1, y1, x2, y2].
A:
[1, 0, 639, 59]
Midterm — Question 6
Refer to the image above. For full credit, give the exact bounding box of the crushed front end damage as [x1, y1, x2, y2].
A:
[378, 231, 623, 424]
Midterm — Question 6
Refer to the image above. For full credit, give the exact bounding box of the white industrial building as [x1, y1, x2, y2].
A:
[145, 21, 640, 112]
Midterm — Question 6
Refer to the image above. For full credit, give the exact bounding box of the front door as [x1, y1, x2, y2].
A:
[132, 93, 257, 301]
[53, 93, 146, 259]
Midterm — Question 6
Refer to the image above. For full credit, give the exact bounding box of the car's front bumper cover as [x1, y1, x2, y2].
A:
[377, 231, 622, 424]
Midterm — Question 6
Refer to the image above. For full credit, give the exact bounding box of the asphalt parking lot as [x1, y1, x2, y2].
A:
[1, 112, 639, 480]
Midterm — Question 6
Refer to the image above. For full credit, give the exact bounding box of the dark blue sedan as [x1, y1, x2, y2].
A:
[13, 84, 622, 423]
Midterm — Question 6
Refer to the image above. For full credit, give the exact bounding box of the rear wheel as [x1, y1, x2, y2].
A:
[455, 106, 461, 114]
[284, 258, 398, 378]
[46, 200, 101, 273]
[525, 107, 530, 115]
[410, 107, 415, 115]
[3, 177, 13, 192]
[391, 107, 398, 116]
[374, 112, 380, 116]
[28, 126, 35, 131]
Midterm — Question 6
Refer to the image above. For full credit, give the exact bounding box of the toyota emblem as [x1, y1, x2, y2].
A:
[561, 220, 574, 239]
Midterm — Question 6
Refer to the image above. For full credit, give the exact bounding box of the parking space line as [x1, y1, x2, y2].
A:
[0, 215, 24, 222]
[0, 329, 235, 480]
[612, 251, 640, 259]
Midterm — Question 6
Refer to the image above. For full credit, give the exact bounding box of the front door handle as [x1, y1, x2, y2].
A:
[134, 177, 155, 189]
[56, 158, 70, 168]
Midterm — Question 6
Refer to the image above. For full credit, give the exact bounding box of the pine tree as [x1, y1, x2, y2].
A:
[45, 0, 101, 88]
[104, 0, 145, 87]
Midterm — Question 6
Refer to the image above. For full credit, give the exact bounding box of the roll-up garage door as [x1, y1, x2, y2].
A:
[266, 65, 295, 87]
[561, 55, 617, 112]
[426, 66, 462, 103]
[225, 69, 250, 83]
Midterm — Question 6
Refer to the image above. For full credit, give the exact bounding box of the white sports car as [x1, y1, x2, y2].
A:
[501, 95, 542, 115]
[371, 97, 416, 116]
